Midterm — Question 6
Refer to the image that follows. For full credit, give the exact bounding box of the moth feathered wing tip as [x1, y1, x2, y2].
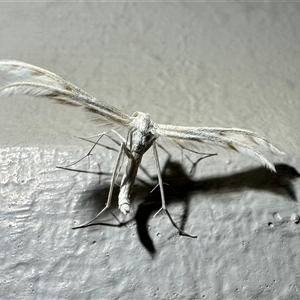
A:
[0, 82, 51, 98]
[265, 161, 277, 173]
[269, 147, 285, 173]
[271, 145, 285, 156]
[0, 59, 19, 64]
[0, 85, 16, 96]
[0, 59, 14, 68]
[0, 60, 28, 73]
[265, 144, 285, 172]
[0, 59, 34, 68]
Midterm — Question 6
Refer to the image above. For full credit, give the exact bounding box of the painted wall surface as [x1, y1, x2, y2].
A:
[1, 3, 300, 300]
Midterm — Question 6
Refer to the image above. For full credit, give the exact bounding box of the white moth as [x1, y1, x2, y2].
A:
[0, 60, 284, 237]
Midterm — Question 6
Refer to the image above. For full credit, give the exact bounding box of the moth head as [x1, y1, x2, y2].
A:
[129, 112, 158, 151]
[130, 111, 153, 133]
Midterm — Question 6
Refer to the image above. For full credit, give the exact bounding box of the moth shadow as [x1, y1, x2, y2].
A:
[72, 160, 299, 255]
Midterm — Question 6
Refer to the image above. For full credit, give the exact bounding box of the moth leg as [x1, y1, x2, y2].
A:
[152, 142, 197, 238]
[84, 129, 126, 144]
[59, 130, 125, 168]
[79, 129, 126, 151]
[158, 141, 216, 167]
[137, 142, 172, 187]
[76, 136, 120, 153]
[185, 153, 217, 175]
[57, 165, 110, 176]
[72, 142, 128, 229]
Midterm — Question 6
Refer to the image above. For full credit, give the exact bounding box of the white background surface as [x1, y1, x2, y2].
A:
[0, 2, 300, 299]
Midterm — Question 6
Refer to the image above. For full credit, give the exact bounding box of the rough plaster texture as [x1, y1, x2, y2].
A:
[0, 2, 300, 300]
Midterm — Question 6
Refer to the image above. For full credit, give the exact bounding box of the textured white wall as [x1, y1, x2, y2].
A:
[0, 2, 299, 299]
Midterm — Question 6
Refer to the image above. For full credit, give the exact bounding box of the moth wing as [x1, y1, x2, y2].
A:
[157, 124, 284, 172]
[0, 60, 131, 127]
